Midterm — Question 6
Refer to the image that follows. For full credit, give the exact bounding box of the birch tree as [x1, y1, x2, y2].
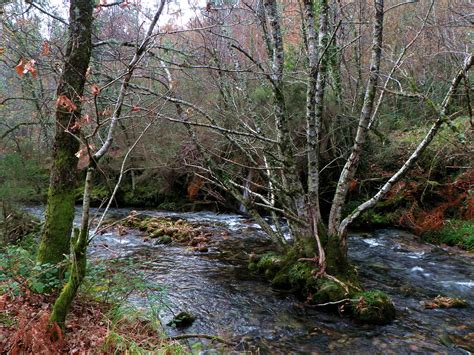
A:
[161, 0, 471, 313]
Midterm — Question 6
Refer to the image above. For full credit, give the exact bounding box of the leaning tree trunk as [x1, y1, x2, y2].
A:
[338, 54, 473, 237]
[326, 0, 384, 265]
[37, 0, 94, 266]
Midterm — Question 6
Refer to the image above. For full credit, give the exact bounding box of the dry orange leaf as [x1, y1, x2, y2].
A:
[91, 84, 100, 96]
[15, 59, 25, 76]
[41, 40, 50, 56]
[15, 59, 37, 78]
[24, 60, 37, 79]
[57, 95, 77, 112]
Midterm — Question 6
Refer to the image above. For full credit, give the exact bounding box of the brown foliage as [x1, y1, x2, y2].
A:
[0, 287, 110, 353]
[57, 95, 78, 113]
[398, 169, 473, 235]
[187, 176, 205, 199]
[10, 310, 63, 354]
[424, 295, 469, 309]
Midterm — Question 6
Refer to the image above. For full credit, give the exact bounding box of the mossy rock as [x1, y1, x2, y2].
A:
[122, 214, 200, 244]
[167, 311, 196, 328]
[288, 262, 317, 292]
[255, 253, 284, 274]
[150, 229, 165, 238]
[311, 279, 347, 305]
[351, 290, 396, 325]
[248, 262, 258, 272]
[138, 219, 151, 231]
[271, 271, 291, 289]
[156, 235, 172, 244]
[424, 295, 469, 309]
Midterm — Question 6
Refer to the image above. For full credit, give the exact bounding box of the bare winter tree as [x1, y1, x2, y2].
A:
[146, 0, 472, 320]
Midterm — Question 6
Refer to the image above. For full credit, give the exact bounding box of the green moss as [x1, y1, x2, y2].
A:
[351, 290, 396, 325]
[150, 229, 165, 238]
[50, 228, 88, 328]
[311, 280, 347, 305]
[422, 220, 474, 251]
[157, 235, 172, 244]
[37, 189, 76, 266]
[255, 253, 284, 273]
[350, 208, 402, 229]
[0, 312, 15, 327]
[248, 262, 258, 272]
[166, 311, 196, 328]
[287, 262, 316, 292]
[271, 271, 291, 289]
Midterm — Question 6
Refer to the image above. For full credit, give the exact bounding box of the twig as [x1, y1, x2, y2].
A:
[309, 298, 357, 307]
[168, 334, 233, 346]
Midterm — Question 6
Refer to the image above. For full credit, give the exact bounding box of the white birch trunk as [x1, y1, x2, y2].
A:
[328, 0, 384, 238]
[338, 54, 473, 237]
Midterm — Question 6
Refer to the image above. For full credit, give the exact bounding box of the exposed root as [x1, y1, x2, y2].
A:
[324, 274, 350, 295]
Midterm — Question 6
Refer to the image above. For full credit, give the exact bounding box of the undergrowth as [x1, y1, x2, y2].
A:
[422, 220, 474, 251]
[0, 217, 187, 353]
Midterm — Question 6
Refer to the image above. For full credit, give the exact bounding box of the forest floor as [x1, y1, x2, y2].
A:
[0, 284, 174, 353]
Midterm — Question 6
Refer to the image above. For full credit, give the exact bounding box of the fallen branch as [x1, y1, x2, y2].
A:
[168, 334, 233, 346]
[310, 298, 357, 307]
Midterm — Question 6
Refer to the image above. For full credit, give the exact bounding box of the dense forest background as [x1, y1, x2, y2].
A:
[1, 0, 471, 240]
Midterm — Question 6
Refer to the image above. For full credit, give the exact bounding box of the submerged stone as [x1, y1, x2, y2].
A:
[167, 311, 196, 328]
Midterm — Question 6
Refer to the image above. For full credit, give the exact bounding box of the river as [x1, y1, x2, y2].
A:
[25, 206, 474, 353]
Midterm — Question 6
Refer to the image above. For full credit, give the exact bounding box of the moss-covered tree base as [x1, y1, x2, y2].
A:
[249, 247, 396, 325]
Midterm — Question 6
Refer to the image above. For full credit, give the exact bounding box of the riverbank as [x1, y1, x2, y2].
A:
[0, 230, 190, 353]
[3, 207, 474, 352]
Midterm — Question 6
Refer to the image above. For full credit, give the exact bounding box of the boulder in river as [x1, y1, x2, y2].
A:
[167, 312, 196, 328]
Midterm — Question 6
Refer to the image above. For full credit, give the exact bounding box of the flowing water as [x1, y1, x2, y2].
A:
[25, 206, 474, 353]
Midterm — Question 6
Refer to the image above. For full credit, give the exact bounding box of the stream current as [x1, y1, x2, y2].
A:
[25, 206, 474, 353]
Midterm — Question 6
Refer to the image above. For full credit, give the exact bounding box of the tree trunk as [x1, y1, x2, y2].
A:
[263, 0, 306, 243]
[50, 167, 93, 327]
[304, 0, 329, 248]
[37, 0, 94, 266]
[338, 54, 473, 237]
[328, 0, 384, 244]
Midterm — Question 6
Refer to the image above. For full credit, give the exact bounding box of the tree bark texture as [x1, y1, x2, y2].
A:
[37, 0, 94, 266]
